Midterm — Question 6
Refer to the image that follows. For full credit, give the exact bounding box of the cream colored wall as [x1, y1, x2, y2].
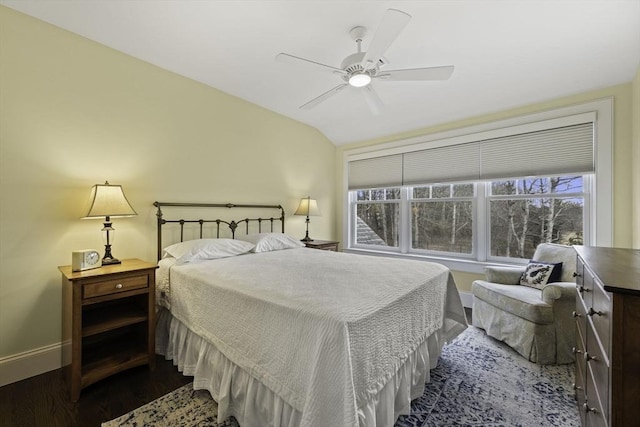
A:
[337, 84, 636, 293]
[0, 7, 336, 359]
[632, 67, 640, 249]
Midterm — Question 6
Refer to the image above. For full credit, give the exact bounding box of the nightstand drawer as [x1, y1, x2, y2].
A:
[83, 275, 148, 299]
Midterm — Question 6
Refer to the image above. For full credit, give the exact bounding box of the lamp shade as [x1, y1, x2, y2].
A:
[294, 197, 321, 217]
[83, 181, 137, 219]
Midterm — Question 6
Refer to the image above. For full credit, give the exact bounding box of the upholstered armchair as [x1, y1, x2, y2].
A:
[472, 243, 576, 364]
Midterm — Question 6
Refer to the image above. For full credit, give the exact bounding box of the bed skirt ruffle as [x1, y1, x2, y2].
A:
[156, 308, 451, 427]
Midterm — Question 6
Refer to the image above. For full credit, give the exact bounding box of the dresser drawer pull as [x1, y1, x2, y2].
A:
[572, 311, 583, 318]
[573, 272, 581, 278]
[587, 307, 602, 317]
[572, 383, 582, 391]
[584, 352, 598, 362]
[583, 403, 598, 414]
[115, 283, 123, 289]
[572, 347, 583, 355]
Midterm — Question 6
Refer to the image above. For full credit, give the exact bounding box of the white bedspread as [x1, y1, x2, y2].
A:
[162, 248, 466, 427]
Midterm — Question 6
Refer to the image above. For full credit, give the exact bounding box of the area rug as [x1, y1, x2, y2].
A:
[103, 327, 579, 427]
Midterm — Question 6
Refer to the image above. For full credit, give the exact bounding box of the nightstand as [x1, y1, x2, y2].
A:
[59, 259, 157, 401]
[304, 240, 339, 252]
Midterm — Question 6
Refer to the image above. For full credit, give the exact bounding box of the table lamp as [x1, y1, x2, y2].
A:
[294, 196, 321, 242]
[82, 181, 137, 265]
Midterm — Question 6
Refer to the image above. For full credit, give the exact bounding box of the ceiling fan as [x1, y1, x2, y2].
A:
[276, 9, 454, 115]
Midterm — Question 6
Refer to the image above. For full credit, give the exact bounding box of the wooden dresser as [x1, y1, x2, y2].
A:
[573, 246, 640, 427]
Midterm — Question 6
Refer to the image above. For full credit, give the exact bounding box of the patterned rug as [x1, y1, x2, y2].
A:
[103, 327, 580, 427]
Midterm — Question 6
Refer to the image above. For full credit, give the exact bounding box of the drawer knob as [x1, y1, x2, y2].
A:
[583, 403, 598, 414]
[572, 347, 583, 355]
[115, 283, 123, 289]
[587, 307, 602, 317]
[585, 352, 598, 362]
[573, 272, 581, 278]
[577, 286, 590, 293]
[572, 383, 583, 391]
[572, 311, 583, 318]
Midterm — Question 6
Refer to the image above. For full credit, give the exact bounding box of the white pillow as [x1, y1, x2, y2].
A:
[163, 238, 255, 265]
[237, 233, 304, 253]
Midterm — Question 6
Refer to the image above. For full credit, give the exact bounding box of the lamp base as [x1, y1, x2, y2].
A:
[101, 241, 121, 265]
[300, 236, 314, 242]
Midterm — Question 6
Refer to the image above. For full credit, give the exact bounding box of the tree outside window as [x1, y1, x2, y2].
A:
[489, 176, 584, 259]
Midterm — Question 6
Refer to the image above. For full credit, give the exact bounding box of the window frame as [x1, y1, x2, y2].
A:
[342, 98, 613, 274]
[408, 183, 477, 259]
[483, 175, 588, 263]
[349, 174, 589, 265]
[352, 194, 402, 251]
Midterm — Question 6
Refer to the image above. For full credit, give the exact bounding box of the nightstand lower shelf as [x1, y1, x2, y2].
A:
[81, 328, 149, 388]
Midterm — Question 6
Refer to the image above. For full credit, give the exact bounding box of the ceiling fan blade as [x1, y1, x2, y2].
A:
[276, 53, 347, 76]
[362, 85, 384, 115]
[300, 84, 348, 110]
[377, 66, 455, 81]
[361, 9, 411, 71]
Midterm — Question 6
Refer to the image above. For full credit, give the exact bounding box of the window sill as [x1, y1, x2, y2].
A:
[344, 247, 520, 274]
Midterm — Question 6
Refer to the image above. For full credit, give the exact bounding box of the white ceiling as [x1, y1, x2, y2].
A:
[3, 1, 639, 146]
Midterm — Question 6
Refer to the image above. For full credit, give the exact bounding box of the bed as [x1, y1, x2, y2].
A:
[153, 202, 467, 427]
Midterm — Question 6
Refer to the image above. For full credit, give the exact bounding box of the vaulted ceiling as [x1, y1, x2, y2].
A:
[3, 1, 639, 146]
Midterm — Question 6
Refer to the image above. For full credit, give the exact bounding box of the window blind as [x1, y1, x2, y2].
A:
[479, 123, 594, 179]
[348, 122, 594, 189]
[347, 154, 403, 190]
[403, 142, 480, 185]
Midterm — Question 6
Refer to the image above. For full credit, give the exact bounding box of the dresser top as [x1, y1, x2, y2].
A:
[574, 246, 640, 295]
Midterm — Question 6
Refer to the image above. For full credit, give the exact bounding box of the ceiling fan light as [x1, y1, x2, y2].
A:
[349, 73, 371, 87]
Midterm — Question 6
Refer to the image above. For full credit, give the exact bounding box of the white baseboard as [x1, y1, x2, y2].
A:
[0, 340, 71, 387]
[459, 291, 473, 309]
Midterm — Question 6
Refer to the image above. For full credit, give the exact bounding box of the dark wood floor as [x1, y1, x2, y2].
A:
[0, 355, 191, 427]
[0, 308, 472, 427]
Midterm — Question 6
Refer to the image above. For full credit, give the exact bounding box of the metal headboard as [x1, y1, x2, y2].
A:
[153, 202, 285, 261]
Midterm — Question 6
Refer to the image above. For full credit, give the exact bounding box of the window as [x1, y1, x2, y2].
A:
[411, 184, 474, 255]
[354, 188, 400, 247]
[350, 174, 588, 262]
[488, 176, 585, 260]
[344, 99, 613, 271]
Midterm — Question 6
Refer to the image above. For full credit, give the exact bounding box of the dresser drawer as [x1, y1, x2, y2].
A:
[578, 261, 594, 309]
[575, 293, 587, 342]
[83, 274, 148, 299]
[574, 323, 586, 416]
[575, 322, 586, 378]
[585, 324, 609, 423]
[589, 280, 611, 359]
[584, 362, 608, 427]
[575, 367, 587, 427]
